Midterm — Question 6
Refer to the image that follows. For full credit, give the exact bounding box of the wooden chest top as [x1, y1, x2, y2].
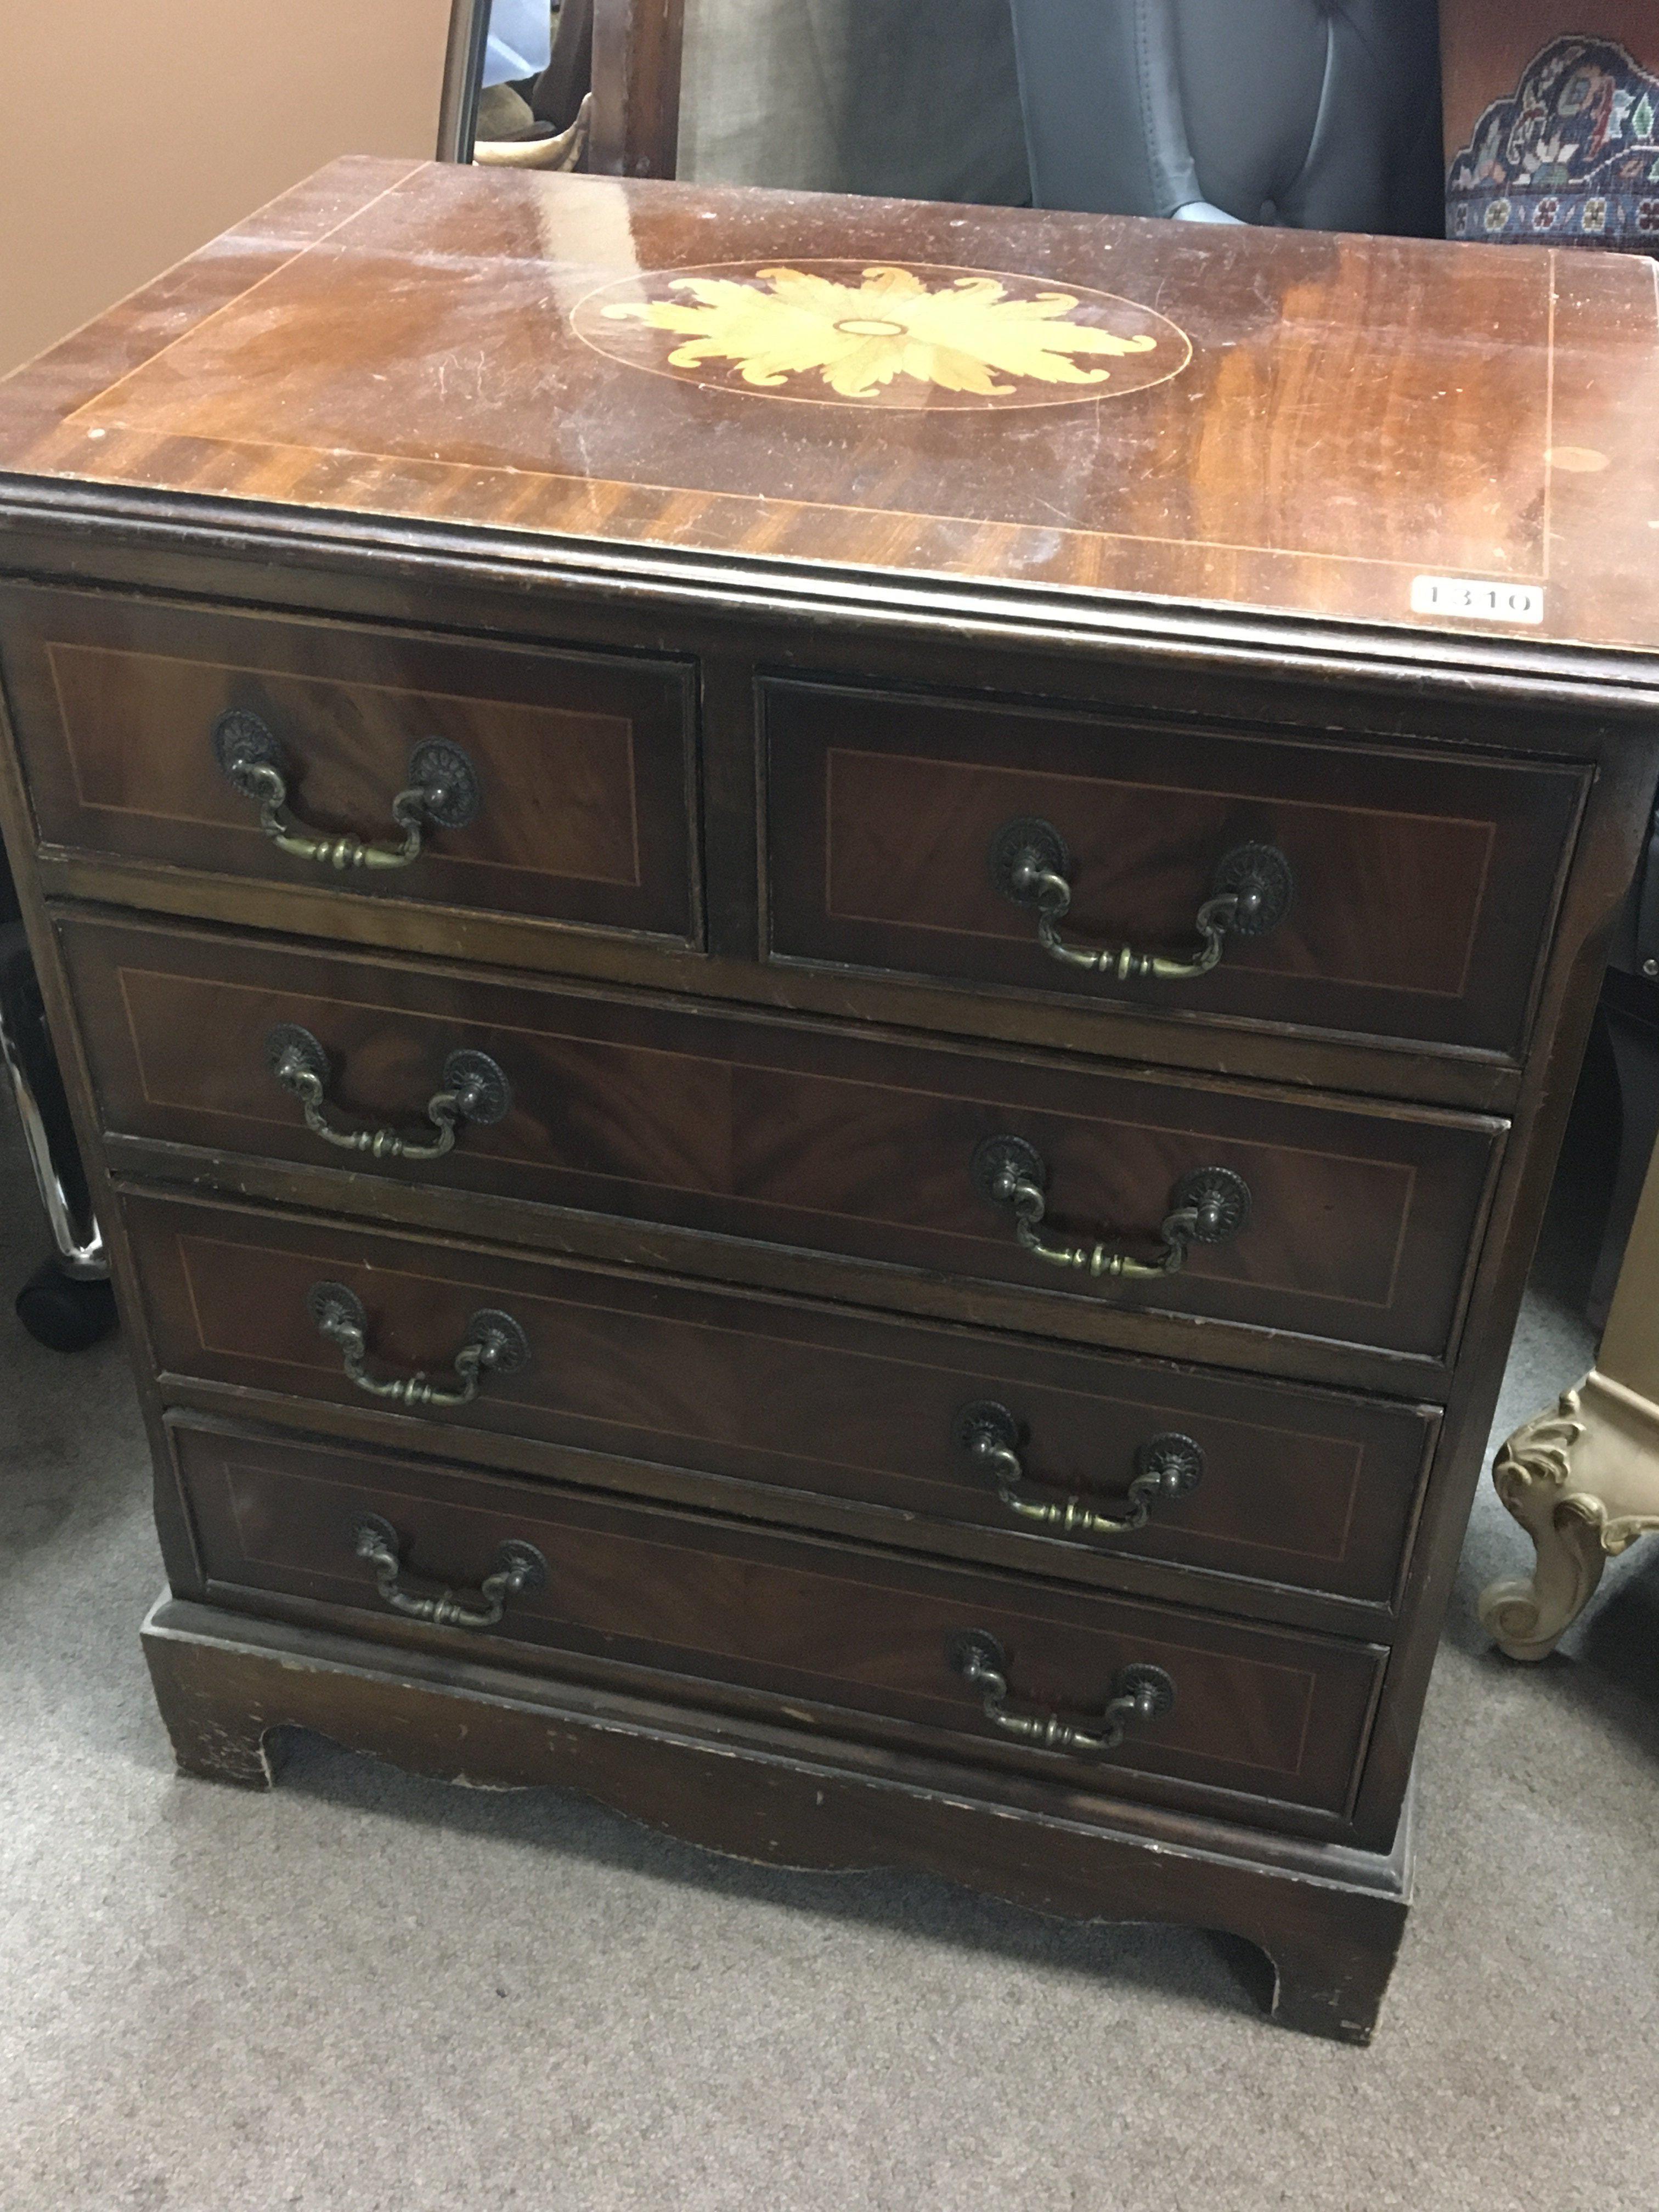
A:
[1, 154, 1655, 657]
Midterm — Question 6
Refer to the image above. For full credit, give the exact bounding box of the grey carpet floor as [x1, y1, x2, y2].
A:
[1, 1087, 1655, 2212]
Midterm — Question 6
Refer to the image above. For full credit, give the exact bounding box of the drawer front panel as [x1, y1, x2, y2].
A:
[172, 1419, 1387, 1818]
[67, 916, 1502, 1362]
[0, 586, 698, 943]
[764, 679, 1585, 1058]
[126, 1194, 1436, 1606]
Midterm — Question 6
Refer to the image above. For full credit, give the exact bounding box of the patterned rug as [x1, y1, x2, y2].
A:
[1448, 35, 1659, 248]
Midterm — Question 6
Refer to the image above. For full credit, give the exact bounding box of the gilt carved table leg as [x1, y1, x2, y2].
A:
[1479, 1377, 1659, 1660]
[1484, 1116, 1659, 1660]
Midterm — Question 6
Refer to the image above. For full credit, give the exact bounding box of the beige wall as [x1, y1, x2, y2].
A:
[0, 0, 454, 375]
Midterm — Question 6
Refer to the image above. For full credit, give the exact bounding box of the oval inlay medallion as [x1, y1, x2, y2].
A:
[571, 260, 1192, 410]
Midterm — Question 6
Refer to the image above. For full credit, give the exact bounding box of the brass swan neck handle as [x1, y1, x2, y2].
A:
[307, 1282, 531, 1410]
[949, 1630, 1176, 1759]
[214, 708, 482, 873]
[972, 1135, 1251, 1282]
[956, 1402, 1204, 1538]
[267, 1024, 510, 1164]
[351, 1513, 547, 1632]
[990, 817, 1292, 982]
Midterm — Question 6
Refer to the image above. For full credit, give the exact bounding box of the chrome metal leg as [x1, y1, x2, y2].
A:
[0, 922, 108, 1279]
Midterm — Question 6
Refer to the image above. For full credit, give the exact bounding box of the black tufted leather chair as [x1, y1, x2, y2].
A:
[1008, 0, 1444, 235]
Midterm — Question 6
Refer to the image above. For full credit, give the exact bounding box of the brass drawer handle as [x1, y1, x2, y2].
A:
[990, 818, 1292, 981]
[213, 708, 482, 872]
[267, 1024, 510, 1163]
[351, 1511, 547, 1630]
[973, 1135, 1249, 1281]
[956, 1402, 1203, 1538]
[307, 1282, 531, 1409]
[949, 1630, 1176, 1758]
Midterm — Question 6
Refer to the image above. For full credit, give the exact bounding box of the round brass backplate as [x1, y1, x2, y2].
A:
[265, 1022, 330, 1085]
[352, 1511, 400, 1559]
[441, 1048, 512, 1124]
[1170, 1165, 1251, 1243]
[1133, 1431, 1206, 1496]
[408, 740, 483, 830]
[494, 1539, 550, 1590]
[212, 707, 283, 792]
[953, 1401, 1022, 1464]
[989, 817, 1070, 906]
[947, 1628, 1007, 1680]
[1211, 842, 1293, 937]
[466, 1309, 532, 1375]
[1114, 1662, 1177, 1718]
[971, 1133, 1046, 1204]
[307, 1280, 368, 1336]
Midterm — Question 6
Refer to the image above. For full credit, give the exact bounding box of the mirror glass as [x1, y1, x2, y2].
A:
[467, 1, 592, 171]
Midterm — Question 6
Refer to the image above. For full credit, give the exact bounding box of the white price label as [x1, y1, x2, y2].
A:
[1410, 575, 1545, 625]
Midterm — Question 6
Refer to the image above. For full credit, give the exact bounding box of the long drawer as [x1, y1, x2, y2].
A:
[125, 1192, 1437, 1609]
[65, 914, 1503, 1367]
[0, 585, 699, 945]
[764, 676, 1585, 1060]
[169, 1416, 1388, 1824]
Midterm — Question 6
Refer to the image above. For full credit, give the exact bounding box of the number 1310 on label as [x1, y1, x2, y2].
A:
[1410, 575, 1545, 624]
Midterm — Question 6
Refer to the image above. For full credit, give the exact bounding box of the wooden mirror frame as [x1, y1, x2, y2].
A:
[436, 0, 493, 161]
[590, 0, 686, 177]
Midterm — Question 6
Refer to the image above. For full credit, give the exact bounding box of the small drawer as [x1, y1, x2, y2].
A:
[125, 1192, 1437, 1609]
[763, 678, 1585, 1060]
[0, 585, 698, 945]
[171, 1417, 1388, 1821]
[67, 913, 1502, 1370]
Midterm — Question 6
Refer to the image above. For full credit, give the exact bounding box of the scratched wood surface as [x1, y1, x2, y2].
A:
[120, 1183, 1434, 1614]
[169, 1418, 1386, 1821]
[1, 156, 1655, 650]
[61, 910, 1502, 1369]
[5, 157, 1658, 2041]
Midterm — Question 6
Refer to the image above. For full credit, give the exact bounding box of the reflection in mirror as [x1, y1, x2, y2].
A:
[439, 0, 592, 171]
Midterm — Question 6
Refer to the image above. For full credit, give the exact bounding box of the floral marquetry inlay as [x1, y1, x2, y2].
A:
[572, 261, 1192, 409]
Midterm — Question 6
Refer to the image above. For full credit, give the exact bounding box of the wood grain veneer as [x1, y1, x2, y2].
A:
[121, 1186, 1437, 1619]
[764, 676, 1586, 1058]
[0, 162, 1654, 654]
[59, 911, 1503, 1372]
[171, 1419, 1386, 1830]
[2, 160, 1653, 2041]
[0, 585, 699, 946]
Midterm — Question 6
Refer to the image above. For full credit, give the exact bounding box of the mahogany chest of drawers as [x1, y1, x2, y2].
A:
[2, 158, 1655, 2041]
